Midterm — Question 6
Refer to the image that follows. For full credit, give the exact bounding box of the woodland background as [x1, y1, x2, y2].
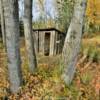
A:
[0, 0, 100, 99]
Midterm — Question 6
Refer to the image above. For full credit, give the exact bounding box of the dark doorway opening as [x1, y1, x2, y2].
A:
[44, 32, 50, 56]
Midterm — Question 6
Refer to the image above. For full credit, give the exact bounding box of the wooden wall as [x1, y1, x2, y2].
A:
[33, 30, 65, 56]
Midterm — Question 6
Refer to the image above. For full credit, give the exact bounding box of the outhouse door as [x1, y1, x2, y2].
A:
[44, 32, 50, 56]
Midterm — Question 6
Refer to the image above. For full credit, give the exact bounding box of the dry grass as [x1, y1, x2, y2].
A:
[0, 36, 100, 99]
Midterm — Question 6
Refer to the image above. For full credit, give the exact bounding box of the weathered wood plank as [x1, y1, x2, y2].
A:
[39, 31, 45, 55]
[50, 31, 55, 56]
[33, 31, 38, 53]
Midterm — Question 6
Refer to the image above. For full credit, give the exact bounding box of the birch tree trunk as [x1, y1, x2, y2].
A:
[24, 0, 37, 73]
[0, 0, 6, 48]
[3, 0, 23, 93]
[62, 0, 87, 85]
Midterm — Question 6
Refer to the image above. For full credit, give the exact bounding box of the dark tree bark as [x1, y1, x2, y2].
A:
[62, 0, 87, 85]
[3, 0, 23, 93]
[0, 0, 6, 48]
[24, 0, 37, 73]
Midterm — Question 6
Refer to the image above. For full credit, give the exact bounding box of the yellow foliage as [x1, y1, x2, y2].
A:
[86, 0, 100, 25]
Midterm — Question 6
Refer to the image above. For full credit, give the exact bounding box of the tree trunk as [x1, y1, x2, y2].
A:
[0, 0, 6, 48]
[62, 0, 87, 85]
[3, 0, 23, 93]
[24, 0, 37, 73]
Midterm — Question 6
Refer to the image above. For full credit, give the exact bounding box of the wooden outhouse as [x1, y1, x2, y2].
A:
[33, 28, 65, 56]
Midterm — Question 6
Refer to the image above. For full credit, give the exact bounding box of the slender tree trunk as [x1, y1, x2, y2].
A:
[0, 0, 6, 48]
[24, 0, 37, 73]
[3, 0, 23, 93]
[62, 0, 87, 85]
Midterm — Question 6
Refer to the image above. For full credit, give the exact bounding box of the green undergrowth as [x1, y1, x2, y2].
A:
[80, 45, 100, 63]
[81, 35, 100, 63]
[19, 54, 98, 99]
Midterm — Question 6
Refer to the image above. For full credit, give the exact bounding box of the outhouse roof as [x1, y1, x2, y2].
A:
[33, 28, 66, 36]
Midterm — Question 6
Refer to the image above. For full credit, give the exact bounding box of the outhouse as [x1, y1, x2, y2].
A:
[33, 28, 65, 56]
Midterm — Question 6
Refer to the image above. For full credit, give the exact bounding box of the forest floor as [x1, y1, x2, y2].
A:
[0, 35, 100, 100]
